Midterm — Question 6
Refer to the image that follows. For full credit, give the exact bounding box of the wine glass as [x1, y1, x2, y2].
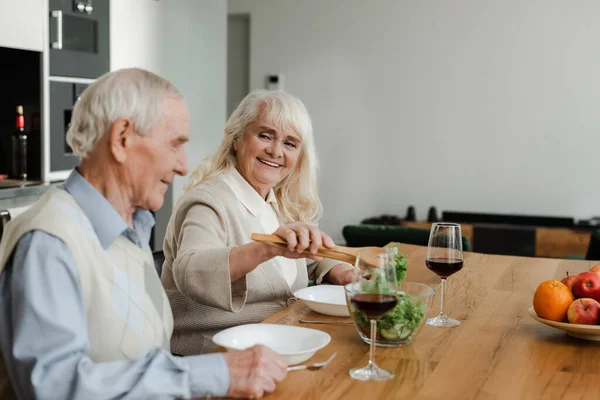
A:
[348, 249, 398, 381]
[425, 223, 464, 327]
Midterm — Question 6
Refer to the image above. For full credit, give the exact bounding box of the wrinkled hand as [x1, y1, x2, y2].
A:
[325, 264, 355, 285]
[224, 345, 287, 399]
[273, 222, 335, 261]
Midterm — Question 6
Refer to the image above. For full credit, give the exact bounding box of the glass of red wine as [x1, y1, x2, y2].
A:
[349, 249, 398, 381]
[425, 223, 464, 327]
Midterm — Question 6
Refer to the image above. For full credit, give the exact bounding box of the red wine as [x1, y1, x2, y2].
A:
[426, 258, 463, 278]
[12, 105, 28, 180]
[351, 293, 398, 319]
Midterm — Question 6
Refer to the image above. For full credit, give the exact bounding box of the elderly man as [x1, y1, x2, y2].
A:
[0, 68, 286, 399]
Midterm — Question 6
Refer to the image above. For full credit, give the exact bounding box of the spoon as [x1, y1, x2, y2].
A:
[251, 233, 385, 267]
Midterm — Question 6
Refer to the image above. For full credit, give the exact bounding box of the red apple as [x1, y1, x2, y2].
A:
[561, 272, 577, 292]
[571, 272, 600, 302]
[567, 298, 600, 325]
[590, 265, 600, 275]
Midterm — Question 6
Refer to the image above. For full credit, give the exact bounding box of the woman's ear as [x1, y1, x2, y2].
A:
[108, 117, 135, 163]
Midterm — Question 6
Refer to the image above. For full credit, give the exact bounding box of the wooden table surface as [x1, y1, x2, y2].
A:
[235, 244, 600, 400]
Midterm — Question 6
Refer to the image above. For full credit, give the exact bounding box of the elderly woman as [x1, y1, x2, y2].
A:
[161, 90, 353, 355]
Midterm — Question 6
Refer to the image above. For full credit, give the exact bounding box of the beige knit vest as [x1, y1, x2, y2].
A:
[0, 188, 173, 362]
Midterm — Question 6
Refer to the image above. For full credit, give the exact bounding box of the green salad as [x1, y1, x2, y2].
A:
[351, 246, 427, 342]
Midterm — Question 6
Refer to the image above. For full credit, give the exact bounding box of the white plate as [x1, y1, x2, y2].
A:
[528, 306, 600, 341]
[293, 285, 350, 317]
[212, 323, 331, 365]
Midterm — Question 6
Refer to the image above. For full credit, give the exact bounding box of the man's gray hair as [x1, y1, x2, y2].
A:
[66, 68, 183, 158]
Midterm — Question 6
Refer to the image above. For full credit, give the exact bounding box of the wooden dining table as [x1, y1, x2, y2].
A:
[207, 243, 600, 400]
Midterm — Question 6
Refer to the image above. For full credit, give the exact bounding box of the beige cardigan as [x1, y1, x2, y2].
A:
[161, 175, 347, 355]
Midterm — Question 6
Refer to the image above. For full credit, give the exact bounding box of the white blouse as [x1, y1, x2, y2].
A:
[221, 168, 298, 288]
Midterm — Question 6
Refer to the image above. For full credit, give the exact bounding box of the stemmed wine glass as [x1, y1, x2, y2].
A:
[348, 249, 398, 381]
[425, 223, 464, 327]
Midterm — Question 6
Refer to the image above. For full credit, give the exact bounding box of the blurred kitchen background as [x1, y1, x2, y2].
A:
[1, 0, 599, 259]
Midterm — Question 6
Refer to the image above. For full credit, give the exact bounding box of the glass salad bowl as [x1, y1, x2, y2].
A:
[345, 281, 435, 347]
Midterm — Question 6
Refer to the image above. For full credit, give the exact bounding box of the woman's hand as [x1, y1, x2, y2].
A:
[324, 264, 355, 285]
[273, 222, 335, 261]
[230, 223, 333, 281]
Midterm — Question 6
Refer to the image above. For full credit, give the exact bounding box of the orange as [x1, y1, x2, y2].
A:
[533, 280, 574, 322]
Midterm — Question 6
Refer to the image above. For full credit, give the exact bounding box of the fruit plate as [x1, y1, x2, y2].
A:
[528, 307, 600, 341]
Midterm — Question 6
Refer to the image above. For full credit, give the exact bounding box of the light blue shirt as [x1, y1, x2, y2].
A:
[0, 170, 229, 399]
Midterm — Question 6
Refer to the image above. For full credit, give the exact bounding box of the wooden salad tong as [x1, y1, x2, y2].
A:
[250, 233, 386, 267]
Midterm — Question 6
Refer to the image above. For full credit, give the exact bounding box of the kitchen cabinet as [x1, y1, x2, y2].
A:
[0, 0, 44, 52]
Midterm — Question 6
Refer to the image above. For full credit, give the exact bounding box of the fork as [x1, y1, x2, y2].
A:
[287, 352, 337, 372]
[299, 319, 353, 325]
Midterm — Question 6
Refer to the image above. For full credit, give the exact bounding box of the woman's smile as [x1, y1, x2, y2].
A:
[257, 158, 283, 168]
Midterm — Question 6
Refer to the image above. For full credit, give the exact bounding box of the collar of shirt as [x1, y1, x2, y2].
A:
[222, 168, 278, 217]
[60, 169, 155, 250]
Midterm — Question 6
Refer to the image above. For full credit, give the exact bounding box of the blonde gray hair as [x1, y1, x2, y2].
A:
[66, 67, 183, 158]
[186, 90, 323, 223]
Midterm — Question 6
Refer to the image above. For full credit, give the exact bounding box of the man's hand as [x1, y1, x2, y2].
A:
[223, 345, 287, 398]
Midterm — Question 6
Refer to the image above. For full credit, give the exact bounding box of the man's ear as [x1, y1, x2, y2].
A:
[108, 117, 135, 163]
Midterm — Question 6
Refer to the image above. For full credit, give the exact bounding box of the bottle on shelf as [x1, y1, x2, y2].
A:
[427, 206, 439, 222]
[12, 105, 28, 180]
[404, 205, 416, 221]
[27, 111, 41, 181]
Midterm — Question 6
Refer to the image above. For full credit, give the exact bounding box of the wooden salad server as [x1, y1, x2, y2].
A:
[250, 233, 386, 267]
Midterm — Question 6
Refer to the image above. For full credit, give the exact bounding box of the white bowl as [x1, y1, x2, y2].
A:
[293, 285, 350, 317]
[212, 324, 331, 365]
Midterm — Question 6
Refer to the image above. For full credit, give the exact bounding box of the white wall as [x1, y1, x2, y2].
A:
[111, 0, 227, 201]
[111, 0, 227, 247]
[229, 0, 600, 242]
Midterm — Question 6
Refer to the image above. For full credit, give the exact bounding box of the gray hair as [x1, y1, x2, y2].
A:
[185, 89, 323, 223]
[66, 68, 183, 158]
